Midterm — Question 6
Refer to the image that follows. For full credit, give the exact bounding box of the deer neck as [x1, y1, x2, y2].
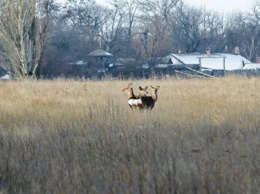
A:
[128, 88, 135, 98]
[152, 91, 158, 102]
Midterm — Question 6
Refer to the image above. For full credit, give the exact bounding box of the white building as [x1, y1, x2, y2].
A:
[165, 53, 260, 71]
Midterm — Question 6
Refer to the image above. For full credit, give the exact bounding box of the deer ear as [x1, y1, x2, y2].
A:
[139, 86, 142, 90]
[145, 86, 148, 90]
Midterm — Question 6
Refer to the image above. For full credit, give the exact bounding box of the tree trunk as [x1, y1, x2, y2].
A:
[0, 0, 50, 80]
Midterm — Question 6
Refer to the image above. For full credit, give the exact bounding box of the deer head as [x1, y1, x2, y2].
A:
[150, 85, 160, 101]
[138, 86, 148, 97]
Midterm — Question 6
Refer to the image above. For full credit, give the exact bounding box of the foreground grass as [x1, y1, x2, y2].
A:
[0, 76, 259, 194]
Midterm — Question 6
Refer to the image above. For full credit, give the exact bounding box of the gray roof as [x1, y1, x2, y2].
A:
[87, 49, 113, 57]
[167, 53, 252, 70]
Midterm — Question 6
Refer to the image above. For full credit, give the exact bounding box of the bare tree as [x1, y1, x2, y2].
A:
[132, 0, 179, 65]
[171, 3, 201, 52]
[171, 2, 225, 53]
[0, 0, 52, 79]
[108, 0, 141, 56]
[62, 0, 106, 33]
[242, 2, 260, 61]
[99, 4, 124, 53]
[111, 0, 140, 41]
[61, 0, 113, 51]
[225, 2, 260, 62]
[199, 11, 226, 52]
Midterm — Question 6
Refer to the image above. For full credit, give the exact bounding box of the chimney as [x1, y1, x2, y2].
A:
[224, 45, 228, 53]
[206, 47, 211, 56]
[234, 46, 240, 55]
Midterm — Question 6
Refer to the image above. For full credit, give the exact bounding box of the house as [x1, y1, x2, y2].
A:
[165, 53, 254, 71]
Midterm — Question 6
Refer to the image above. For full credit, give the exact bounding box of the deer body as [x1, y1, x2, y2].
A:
[122, 83, 143, 110]
[140, 85, 160, 110]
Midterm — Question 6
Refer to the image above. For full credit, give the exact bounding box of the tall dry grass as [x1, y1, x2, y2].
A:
[0, 76, 259, 194]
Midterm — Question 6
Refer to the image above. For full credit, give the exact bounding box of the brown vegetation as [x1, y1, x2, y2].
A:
[0, 76, 259, 193]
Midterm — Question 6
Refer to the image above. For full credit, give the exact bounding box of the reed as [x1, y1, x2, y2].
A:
[0, 76, 259, 194]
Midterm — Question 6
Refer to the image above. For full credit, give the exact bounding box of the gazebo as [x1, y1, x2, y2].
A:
[87, 49, 113, 63]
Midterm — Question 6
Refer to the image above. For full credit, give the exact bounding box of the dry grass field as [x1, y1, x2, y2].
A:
[0, 76, 259, 194]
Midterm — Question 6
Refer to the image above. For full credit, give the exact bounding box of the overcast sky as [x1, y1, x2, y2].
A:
[56, 0, 256, 14]
[182, 0, 254, 13]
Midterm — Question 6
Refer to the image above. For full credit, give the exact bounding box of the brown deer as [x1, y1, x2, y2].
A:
[139, 85, 160, 110]
[138, 86, 148, 97]
[122, 83, 143, 110]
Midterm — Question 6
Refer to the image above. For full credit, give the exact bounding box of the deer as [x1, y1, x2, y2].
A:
[139, 85, 160, 110]
[138, 86, 148, 97]
[122, 83, 143, 110]
[122, 83, 160, 111]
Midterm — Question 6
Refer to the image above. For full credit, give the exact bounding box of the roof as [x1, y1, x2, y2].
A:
[0, 73, 11, 80]
[87, 49, 113, 57]
[243, 63, 260, 70]
[0, 66, 12, 80]
[166, 53, 253, 70]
